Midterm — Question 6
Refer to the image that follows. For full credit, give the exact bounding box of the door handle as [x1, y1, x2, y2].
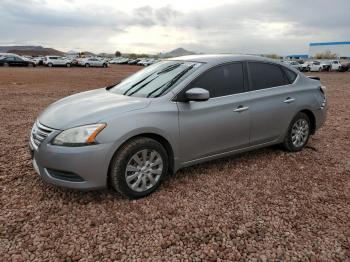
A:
[233, 105, 249, 112]
[283, 97, 295, 103]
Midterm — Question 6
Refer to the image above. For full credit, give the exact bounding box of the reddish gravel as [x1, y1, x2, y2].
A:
[0, 66, 349, 261]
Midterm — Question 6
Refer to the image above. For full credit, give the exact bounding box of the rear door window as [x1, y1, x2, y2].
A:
[282, 67, 297, 84]
[248, 62, 288, 90]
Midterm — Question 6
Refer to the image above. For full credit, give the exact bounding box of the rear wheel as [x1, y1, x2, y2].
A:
[3, 62, 9, 67]
[109, 137, 168, 199]
[66, 63, 71, 67]
[28, 63, 34, 67]
[282, 112, 310, 152]
[103, 63, 108, 68]
[85, 63, 90, 68]
[47, 63, 53, 67]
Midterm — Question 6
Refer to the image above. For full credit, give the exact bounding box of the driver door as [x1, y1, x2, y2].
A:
[176, 62, 250, 163]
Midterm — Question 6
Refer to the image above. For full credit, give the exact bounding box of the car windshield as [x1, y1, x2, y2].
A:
[108, 60, 202, 98]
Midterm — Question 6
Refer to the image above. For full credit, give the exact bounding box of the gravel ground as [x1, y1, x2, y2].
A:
[0, 66, 349, 261]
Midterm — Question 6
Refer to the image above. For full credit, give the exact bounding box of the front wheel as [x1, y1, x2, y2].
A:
[66, 63, 71, 67]
[109, 137, 168, 199]
[282, 112, 311, 152]
[85, 63, 90, 68]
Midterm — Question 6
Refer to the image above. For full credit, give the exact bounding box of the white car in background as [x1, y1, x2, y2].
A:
[329, 60, 342, 71]
[137, 58, 157, 66]
[32, 56, 45, 65]
[109, 58, 124, 64]
[44, 56, 73, 67]
[301, 61, 323, 72]
[77, 57, 108, 67]
[283, 61, 301, 71]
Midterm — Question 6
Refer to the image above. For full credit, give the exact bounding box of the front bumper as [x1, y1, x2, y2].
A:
[29, 137, 114, 190]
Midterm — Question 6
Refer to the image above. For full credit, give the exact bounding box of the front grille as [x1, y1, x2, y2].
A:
[31, 121, 55, 148]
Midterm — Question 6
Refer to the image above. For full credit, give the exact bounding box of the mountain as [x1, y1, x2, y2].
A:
[0, 46, 64, 56]
[159, 47, 196, 58]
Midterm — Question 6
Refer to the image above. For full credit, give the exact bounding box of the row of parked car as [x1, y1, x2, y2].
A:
[0, 53, 159, 68]
[108, 57, 159, 66]
[283, 60, 350, 72]
[0, 53, 109, 68]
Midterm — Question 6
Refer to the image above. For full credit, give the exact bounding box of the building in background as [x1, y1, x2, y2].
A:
[285, 54, 308, 60]
[309, 41, 350, 58]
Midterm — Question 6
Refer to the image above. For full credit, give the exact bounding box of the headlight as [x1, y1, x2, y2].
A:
[52, 123, 106, 146]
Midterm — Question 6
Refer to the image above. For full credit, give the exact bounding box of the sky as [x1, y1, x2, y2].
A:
[1, 0, 350, 55]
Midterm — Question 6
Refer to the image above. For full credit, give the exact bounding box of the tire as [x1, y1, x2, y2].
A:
[282, 112, 311, 152]
[318, 67, 322, 72]
[28, 63, 34, 67]
[85, 63, 90, 68]
[3, 62, 9, 67]
[47, 63, 53, 67]
[109, 137, 169, 199]
[103, 63, 108, 68]
[66, 63, 71, 68]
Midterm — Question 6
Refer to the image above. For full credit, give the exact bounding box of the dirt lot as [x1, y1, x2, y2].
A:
[0, 66, 349, 261]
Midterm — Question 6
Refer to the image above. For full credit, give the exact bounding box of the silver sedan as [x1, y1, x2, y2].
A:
[29, 55, 327, 198]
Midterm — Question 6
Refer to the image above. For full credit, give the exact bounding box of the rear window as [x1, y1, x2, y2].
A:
[248, 62, 288, 90]
[282, 67, 297, 84]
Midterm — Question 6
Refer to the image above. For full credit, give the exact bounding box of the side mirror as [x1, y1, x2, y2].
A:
[185, 88, 210, 102]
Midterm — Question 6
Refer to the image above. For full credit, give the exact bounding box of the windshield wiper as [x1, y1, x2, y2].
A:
[128, 74, 161, 96]
[123, 74, 155, 96]
[150, 64, 196, 98]
[157, 63, 182, 74]
[123, 63, 182, 96]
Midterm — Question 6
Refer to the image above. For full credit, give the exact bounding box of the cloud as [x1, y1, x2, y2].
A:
[0, 0, 349, 54]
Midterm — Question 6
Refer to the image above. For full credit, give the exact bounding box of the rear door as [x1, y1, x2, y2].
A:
[14, 57, 26, 66]
[177, 62, 251, 163]
[57, 57, 66, 65]
[246, 62, 298, 145]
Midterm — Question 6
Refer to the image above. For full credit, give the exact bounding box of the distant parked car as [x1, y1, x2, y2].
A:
[0, 55, 36, 67]
[137, 58, 156, 66]
[329, 60, 342, 71]
[32, 57, 45, 66]
[128, 58, 141, 65]
[301, 61, 323, 72]
[109, 58, 123, 64]
[44, 56, 72, 67]
[77, 57, 108, 67]
[339, 62, 350, 72]
[283, 61, 301, 71]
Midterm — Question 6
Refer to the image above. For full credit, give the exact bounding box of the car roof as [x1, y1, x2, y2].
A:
[166, 54, 279, 65]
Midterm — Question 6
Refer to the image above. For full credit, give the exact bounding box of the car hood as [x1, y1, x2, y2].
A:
[38, 88, 151, 130]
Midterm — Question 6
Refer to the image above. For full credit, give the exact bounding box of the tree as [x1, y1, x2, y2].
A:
[314, 50, 337, 59]
[263, 54, 281, 60]
[115, 51, 122, 57]
[128, 53, 149, 59]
